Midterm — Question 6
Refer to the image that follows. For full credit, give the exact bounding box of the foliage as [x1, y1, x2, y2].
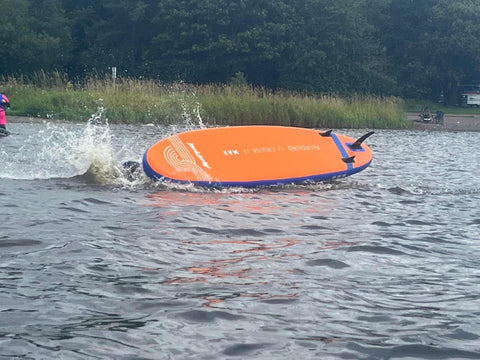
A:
[1, 0, 480, 103]
[0, 0, 70, 74]
[379, 0, 480, 104]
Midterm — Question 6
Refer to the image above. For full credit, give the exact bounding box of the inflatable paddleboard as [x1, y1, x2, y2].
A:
[143, 126, 373, 187]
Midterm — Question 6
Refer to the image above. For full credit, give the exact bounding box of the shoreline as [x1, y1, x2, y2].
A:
[8, 114, 480, 132]
[9, 116, 70, 124]
[406, 112, 480, 132]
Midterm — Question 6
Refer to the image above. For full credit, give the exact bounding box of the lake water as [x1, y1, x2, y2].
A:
[1, 118, 479, 359]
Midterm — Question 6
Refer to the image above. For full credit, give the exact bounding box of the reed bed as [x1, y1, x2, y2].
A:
[1, 72, 408, 128]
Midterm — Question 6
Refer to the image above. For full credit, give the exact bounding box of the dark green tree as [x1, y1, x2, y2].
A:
[2, 0, 479, 102]
[381, 0, 438, 99]
[428, 0, 480, 104]
[278, 0, 392, 95]
[61, 0, 103, 76]
[0, 0, 70, 75]
[381, 0, 480, 103]
[146, 0, 295, 87]
[62, 0, 159, 77]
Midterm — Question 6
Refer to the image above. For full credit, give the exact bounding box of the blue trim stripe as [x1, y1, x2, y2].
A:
[142, 149, 163, 181]
[142, 161, 371, 188]
[331, 133, 353, 171]
[143, 152, 371, 188]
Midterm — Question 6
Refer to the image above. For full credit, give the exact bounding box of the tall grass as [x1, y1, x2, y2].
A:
[199, 85, 406, 128]
[1, 71, 408, 128]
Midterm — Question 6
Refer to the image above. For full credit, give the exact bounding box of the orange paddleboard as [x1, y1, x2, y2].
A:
[143, 126, 373, 187]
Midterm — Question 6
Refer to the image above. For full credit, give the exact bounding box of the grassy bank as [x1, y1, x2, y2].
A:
[1, 73, 408, 129]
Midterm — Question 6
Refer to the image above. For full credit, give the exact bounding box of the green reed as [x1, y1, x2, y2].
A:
[1, 72, 408, 128]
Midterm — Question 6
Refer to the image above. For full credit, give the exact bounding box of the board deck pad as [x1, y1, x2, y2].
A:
[143, 126, 373, 187]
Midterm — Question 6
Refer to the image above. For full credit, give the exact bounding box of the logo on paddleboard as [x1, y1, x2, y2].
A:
[164, 135, 212, 181]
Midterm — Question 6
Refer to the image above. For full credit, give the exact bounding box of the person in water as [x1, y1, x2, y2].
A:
[0, 93, 10, 131]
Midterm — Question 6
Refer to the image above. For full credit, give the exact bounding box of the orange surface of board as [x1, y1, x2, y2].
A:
[142, 126, 373, 187]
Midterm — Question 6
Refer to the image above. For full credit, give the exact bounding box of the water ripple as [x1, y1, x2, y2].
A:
[1, 126, 480, 359]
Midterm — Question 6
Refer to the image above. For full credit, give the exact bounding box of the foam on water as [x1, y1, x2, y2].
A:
[1, 111, 134, 186]
[1, 102, 212, 189]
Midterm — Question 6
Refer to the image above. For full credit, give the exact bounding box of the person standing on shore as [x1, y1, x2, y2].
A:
[0, 93, 10, 133]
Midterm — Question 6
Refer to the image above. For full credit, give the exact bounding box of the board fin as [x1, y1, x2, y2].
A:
[348, 131, 374, 150]
[319, 130, 333, 137]
[342, 155, 356, 163]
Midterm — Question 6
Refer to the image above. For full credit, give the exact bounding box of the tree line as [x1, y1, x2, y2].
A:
[1, 0, 479, 104]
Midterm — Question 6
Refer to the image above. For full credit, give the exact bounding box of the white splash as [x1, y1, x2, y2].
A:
[1, 109, 134, 185]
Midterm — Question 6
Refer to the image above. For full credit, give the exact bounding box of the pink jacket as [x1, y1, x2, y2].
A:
[0, 94, 9, 125]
